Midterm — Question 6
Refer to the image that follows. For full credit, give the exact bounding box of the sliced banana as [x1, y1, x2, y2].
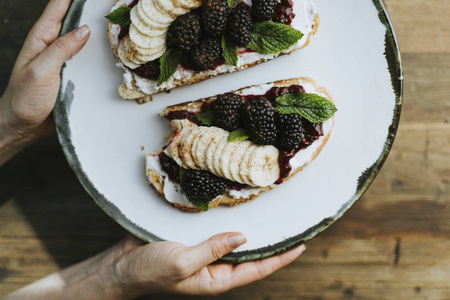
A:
[219, 141, 240, 181]
[134, 47, 167, 62]
[211, 139, 230, 178]
[205, 133, 228, 175]
[191, 127, 217, 169]
[154, 0, 190, 18]
[247, 146, 280, 187]
[239, 145, 258, 186]
[131, 7, 168, 37]
[174, 0, 203, 10]
[135, 3, 170, 31]
[229, 141, 252, 183]
[140, 0, 174, 25]
[164, 120, 197, 167]
[179, 127, 201, 169]
[117, 37, 141, 69]
[129, 25, 166, 49]
[132, 41, 166, 55]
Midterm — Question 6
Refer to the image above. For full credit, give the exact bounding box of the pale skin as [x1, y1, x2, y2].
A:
[0, 0, 306, 299]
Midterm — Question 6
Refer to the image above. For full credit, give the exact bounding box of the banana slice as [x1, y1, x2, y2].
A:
[205, 133, 228, 175]
[134, 3, 169, 30]
[247, 146, 280, 187]
[174, 0, 202, 10]
[140, 0, 174, 25]
[219, 141, 240, 181]
[164, 120, 197, 167]
[229, 141, 252, 183]
[133, 41, 166, 56]
[154, 0, 190, 18]
[212, 139, 229, 178]
[191, 127, 218, 170]
[134, 46, 167, 62]
[179, 127, 201, 169]
[129, 25, 166, 49]
[117, 37, 141, 69]
[239, 145, 258, 186]
[131, 6, 168, 37]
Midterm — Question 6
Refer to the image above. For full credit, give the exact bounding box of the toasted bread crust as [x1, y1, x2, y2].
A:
[108, 3, 320, 103]
[146, 77, 334, 212]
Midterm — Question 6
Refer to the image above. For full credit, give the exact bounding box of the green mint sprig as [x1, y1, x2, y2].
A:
[221, 34, 238, 67]
[187, 197, 210, 211]
[228, 128, 250, 142]
[105, 6, 131, 27]
[274, 93, 337, 123]
[247, 21, 304, 54]
[157, 48, 183, 86]
[227, 0, 240, 8]
[195, 111, 215, 126]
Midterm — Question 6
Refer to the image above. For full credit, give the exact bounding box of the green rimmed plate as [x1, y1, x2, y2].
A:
[55, 0, 402, 262]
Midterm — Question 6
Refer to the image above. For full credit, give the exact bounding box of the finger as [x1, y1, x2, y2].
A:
[18, 0, 73, 66]
[229, 245, 306, 288]
[38, 0, 72, 28]
[180, 232, 247, 275]
[30, 25, 90, 80]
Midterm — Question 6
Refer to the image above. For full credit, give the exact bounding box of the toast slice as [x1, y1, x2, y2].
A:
[145, 77, 335, 212]
[108, 0, 320, 103]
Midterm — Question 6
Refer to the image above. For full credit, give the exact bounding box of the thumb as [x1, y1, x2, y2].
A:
[179, 232, 247, 274]
[32, 25, 90, 77]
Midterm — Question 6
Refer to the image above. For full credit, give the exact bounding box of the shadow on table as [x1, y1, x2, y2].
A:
[0, 135, 127, 268]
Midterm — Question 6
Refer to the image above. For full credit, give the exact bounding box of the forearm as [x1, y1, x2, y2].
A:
[0, 92, 36, 166]
[3, 241, 129, 300]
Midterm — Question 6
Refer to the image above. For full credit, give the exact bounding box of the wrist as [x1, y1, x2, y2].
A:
[58, 240, 132, 300]
[0, 91, 38, 165]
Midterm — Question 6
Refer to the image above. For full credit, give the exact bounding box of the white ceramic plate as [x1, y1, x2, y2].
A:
[55, 0, 402, 261]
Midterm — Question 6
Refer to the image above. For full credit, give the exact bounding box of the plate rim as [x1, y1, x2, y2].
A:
[54, 0, 403, 262]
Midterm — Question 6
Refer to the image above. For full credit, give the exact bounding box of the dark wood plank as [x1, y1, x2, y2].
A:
[1, 0, 450, 298]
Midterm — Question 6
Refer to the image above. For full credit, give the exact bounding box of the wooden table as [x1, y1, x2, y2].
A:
[0, 1, 449, 299]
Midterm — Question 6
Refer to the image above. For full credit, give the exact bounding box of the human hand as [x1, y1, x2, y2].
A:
[5, 232, 305, 299]
[113, 233, 306, 298]
[0, 0, 90, 164]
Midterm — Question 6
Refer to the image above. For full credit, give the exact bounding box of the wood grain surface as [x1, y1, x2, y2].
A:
[0, 0, 449, 299]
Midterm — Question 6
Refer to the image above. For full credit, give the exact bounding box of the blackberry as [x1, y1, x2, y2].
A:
[243, 98, 277, 145]
[167, 11, 202, 52]
[188, 38, 224, 70]
[213, 93, 243, 131]
[276, 113, 305, 150]
[202, 0, 229, 37]
[133, 60, 160, 80]
[227, 4, 253, 47]
[182, 170, 227, 200]
[251, 0, 277, 21]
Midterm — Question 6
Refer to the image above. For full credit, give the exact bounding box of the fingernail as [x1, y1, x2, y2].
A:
[74, 25, 90, 40]
[227, 234, 247, 249]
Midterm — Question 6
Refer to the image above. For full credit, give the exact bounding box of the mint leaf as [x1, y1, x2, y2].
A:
[105, 6, 131, 27]
[188, 197, 210, 211]
[226, 0, 239, 8]
[275, 93, 337, 123]
[179, 168, 186, 183]
[157, 49, 183, 86]
[247, 21, 303, 54]
[195, 111, 214, 126]
[221, 34, 238, 66]
[227, 0, 240, 7]
[228, 128, 250, 142]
